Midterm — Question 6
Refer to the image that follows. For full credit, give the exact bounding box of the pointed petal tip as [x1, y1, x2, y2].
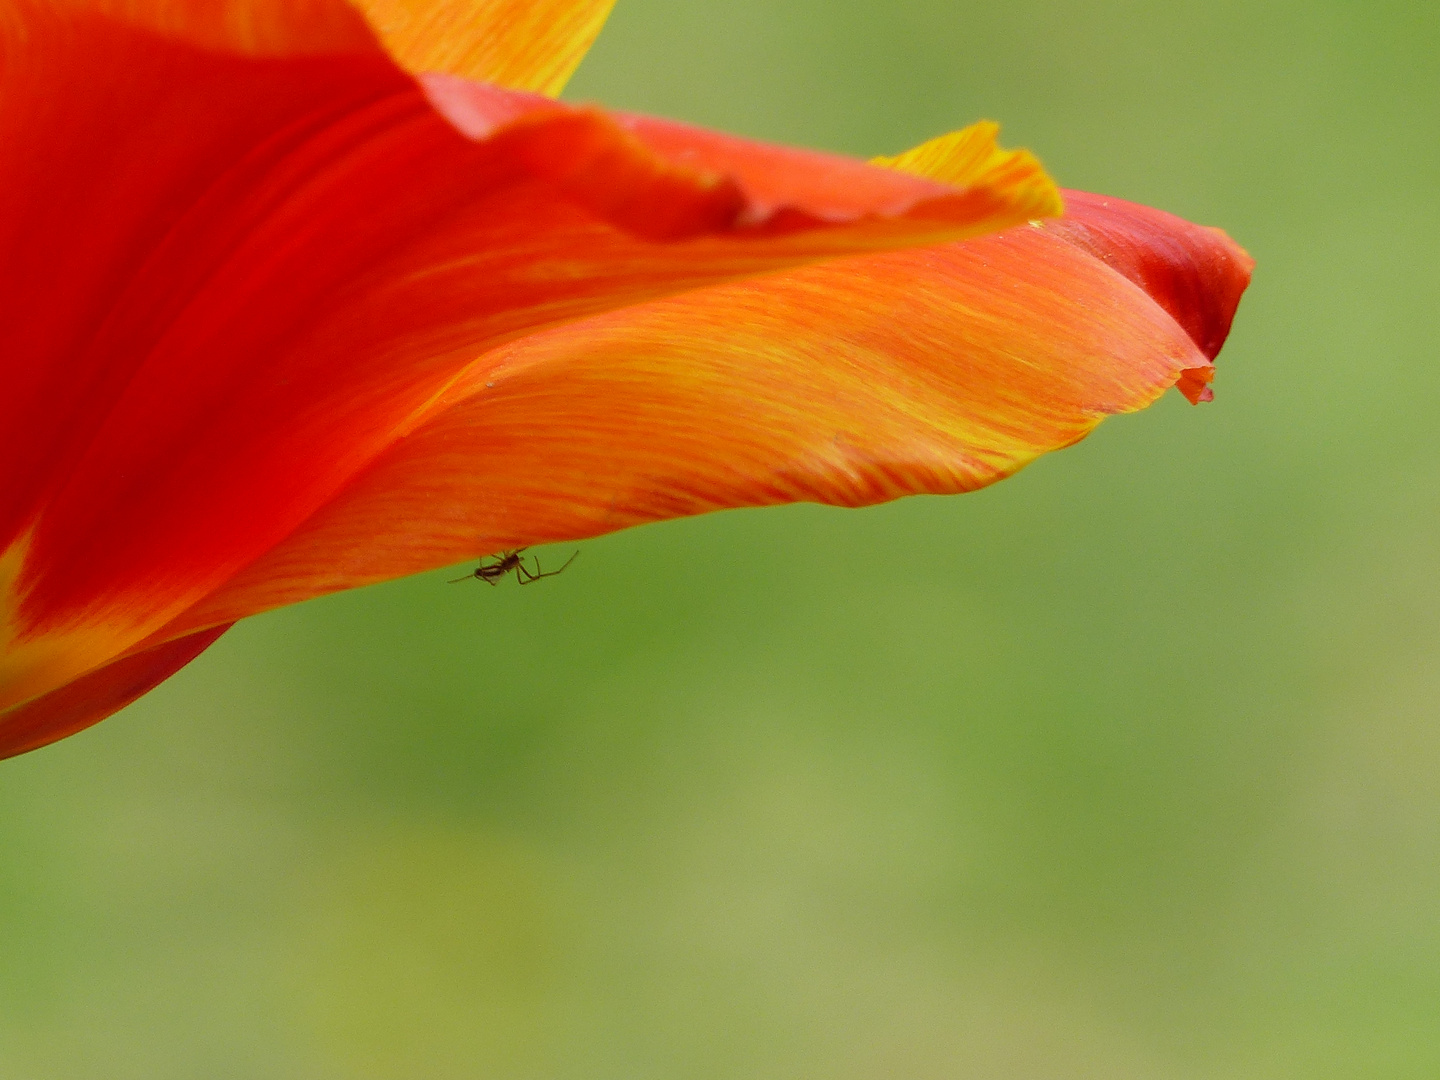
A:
[1177, 365, 1216, 404]
[0, 624, 230, 761]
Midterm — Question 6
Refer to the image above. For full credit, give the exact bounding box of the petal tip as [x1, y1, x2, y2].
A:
[1177, 365, 1216, 404]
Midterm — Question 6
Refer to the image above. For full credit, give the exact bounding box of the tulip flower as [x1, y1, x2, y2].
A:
[0, 0, 1252, 760]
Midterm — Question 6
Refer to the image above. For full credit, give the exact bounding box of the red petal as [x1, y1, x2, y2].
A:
[0, 12, 1056, 711]
[1047, 190, 1253, 363]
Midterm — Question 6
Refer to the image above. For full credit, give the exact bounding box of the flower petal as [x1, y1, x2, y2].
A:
[1047, 191, 1254, 366]
[876, 126, 1252, 381]
[357, 0, 616, 92]
[872, 121, 1060, 203]
[163, 194, 1251, 637]
[0, 16, 1057, 713]
[0, 624, 230, 760]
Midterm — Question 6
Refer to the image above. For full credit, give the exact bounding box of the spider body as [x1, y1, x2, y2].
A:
[449, 547, 578, 585]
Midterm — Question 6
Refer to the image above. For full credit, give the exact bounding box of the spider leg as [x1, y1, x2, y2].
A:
[527, 550, 580, 580]
[543, 550, 581, 576]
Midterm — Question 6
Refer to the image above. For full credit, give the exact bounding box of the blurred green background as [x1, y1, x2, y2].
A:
[3, 0, 1439, 1075]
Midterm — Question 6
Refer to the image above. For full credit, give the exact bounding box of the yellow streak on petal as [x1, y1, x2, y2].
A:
[0, 533, 129, 714]
[871, 121, 1064, 220]
[353, 0, 616, 94]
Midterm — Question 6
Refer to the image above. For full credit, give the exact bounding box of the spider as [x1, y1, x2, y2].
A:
[448, 547, 579, 585]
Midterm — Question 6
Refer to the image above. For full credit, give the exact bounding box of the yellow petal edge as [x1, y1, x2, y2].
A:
[872, 122, 1064, 219]
[355, 0, 616, 93]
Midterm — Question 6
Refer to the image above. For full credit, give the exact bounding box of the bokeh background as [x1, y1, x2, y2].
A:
[3, 0, 1438, 1075]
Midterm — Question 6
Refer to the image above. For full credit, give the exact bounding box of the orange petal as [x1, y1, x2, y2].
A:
[166, 194, 1251, 635]
[357, 0, 616, 92]
[0, 624, 230, 760]
[0, 18, 1055, 714]
[871, 127, 1252, 378]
